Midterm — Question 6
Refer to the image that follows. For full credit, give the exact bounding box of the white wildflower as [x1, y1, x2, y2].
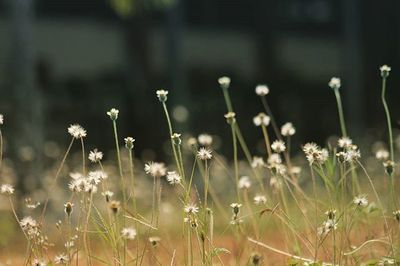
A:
[251, 156, 266, 168]
[106, 108, 119, 120]
[255, 84, 269, 96]
[54, 253, 69, 264]
[144, 162, 167, 178]
[267, 153, 282, 165]
[0, 114, 3, 125]
[184, 204, 199, 214]
[166, 171, 181, 185]
[281, 122, 295, 136]
[156, 90, 169, 102]
[1, 184, 14, 195]
[338, 137, 353, 148]
[376, 149, 389, 161]
[198, 133, 213, 146]
[197, 147, 212, 160]
[67, 124, 87, 139]
[124, 137, 135, 149]
[271, 140, 286, 153]
[353, 195, 368, 207]
[328, 77, 341, 90]
[121, 227, 137, 240]
[218, 76, 231, 89]
[253, 113, 270, 127]
[254, 195, 267, 205]
[238, 176, 251, 189]
[88, 149, 103, 163]
[380, 65, 391, 78]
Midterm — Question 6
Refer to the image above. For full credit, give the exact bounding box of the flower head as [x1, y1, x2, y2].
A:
[171, 133, 182, 145]
[0, 114, 3, 125]
[251, 156, 266, 168]
[109, 200, 121, 214]
[238, 176, 251, 189]
[224, 112, 236, 124]
[328, 77, 341, 90]
[218, 76, 231, 89]
[353, 195, 368, 207]
[198, 133, 213, 146]
[253, 113, 270, 127]
[102, 191, 114, 202]
[303, 143, 328, 165]
[197, 147, 212, 160]
[254, 195, 267, 205]
[121, 227, 137, 240]
[88, 149, 103, 163]
[255, 84, 269, 96]
[54, 254, 69, 264]
[144, 162, 167, 178]
[380, 65, 391, 78]
[271, 140, 286, 153]
[184, 204, 199, 214]
[68, 124, 87, 139]
[64, 202, 74, 216]
[124, 137, 135, 149]
[149, 236, 161, 247]
[376, 149, 389, 161]
[106, 108, 119, 120]
[338, 137, 353, 148]
[166, 171, 181, 185]
[281, 122, 295, 136]
[1, 184, 14, 195]
[32, 258, 46, 266]
[230, 203, 242, 215]
[156, 90, 169, 102]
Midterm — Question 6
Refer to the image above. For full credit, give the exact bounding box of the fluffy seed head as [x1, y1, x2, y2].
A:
[88, 149, 103, 163]
[238, 176, 251, 189]
[1, 184, 14, 195]
[144, 162, 167, 178]
[197, 147, 212, 160]
[68, 124, 87, 139]
[166, 171, 181, 185]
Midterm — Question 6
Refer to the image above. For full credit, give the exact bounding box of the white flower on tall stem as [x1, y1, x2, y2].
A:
[197, 147, 212, 160]
[251, 156, 266, 168]
[271, 140, 286, 153]
[218, 76, 231, 89]
[156, 90, 169, 102]
[121, 227, 137, 240]
[166, 171, 181, 185]
[253, 113, 270, 127]
[238, 176, 251, 189]
[67, 124, 87, 139]
[376, 149, 389, 161]
[0, 184, 14, 195]
[88, 149, 103, 163]
[0, 114, 3, 125]
[255, 84, 269, 96]
[328, 77, 341, 90]
[101, 191, 114, 202]
[254, 195, 267, 205]
[198, 133, 213, 146]
[32, 258, 46, 266]
[144, 162, 167, 178]
[124, 137, 135, 149]
[106, 108, 119, 120]
[380, 64, 391, 78]
[281, 122, 295, 136]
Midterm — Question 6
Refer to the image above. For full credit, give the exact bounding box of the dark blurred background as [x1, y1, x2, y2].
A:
[0, 0, 400, 189]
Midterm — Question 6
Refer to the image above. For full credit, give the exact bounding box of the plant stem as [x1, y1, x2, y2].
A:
[112, 120, 126, 203]
[260, 96, 281, 140]
[231, 123, 241, 203]
[333, 88, 348, 138]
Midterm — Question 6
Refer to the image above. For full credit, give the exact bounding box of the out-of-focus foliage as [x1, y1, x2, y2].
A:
[109, 0, 175, 18]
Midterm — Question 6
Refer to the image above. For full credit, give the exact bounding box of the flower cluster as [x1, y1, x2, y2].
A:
[144, 162, 167, 178]
[303, 143, 329, 165]
[336, 137, 361, 163]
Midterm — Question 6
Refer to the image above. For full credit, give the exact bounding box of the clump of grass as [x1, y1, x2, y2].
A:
[0, 65, 399, 265]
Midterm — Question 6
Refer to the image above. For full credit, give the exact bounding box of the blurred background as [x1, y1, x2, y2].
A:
[0, 0, 399, 191]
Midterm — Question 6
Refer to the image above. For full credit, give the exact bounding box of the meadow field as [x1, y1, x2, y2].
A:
[0, 66, 399, 265]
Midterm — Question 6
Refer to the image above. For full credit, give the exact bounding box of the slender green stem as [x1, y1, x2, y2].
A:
[112, 120, 126, 202]
[260, 96, 281, 140]
[231, 123, 241, 203]
[333, 88, 348, 138]
[41, 138, 75, 223]
[222, 87, 233, 112]
[0, 129, 3, 172]
[162, 102, 183, 177]
[381, 77, 394, 162]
